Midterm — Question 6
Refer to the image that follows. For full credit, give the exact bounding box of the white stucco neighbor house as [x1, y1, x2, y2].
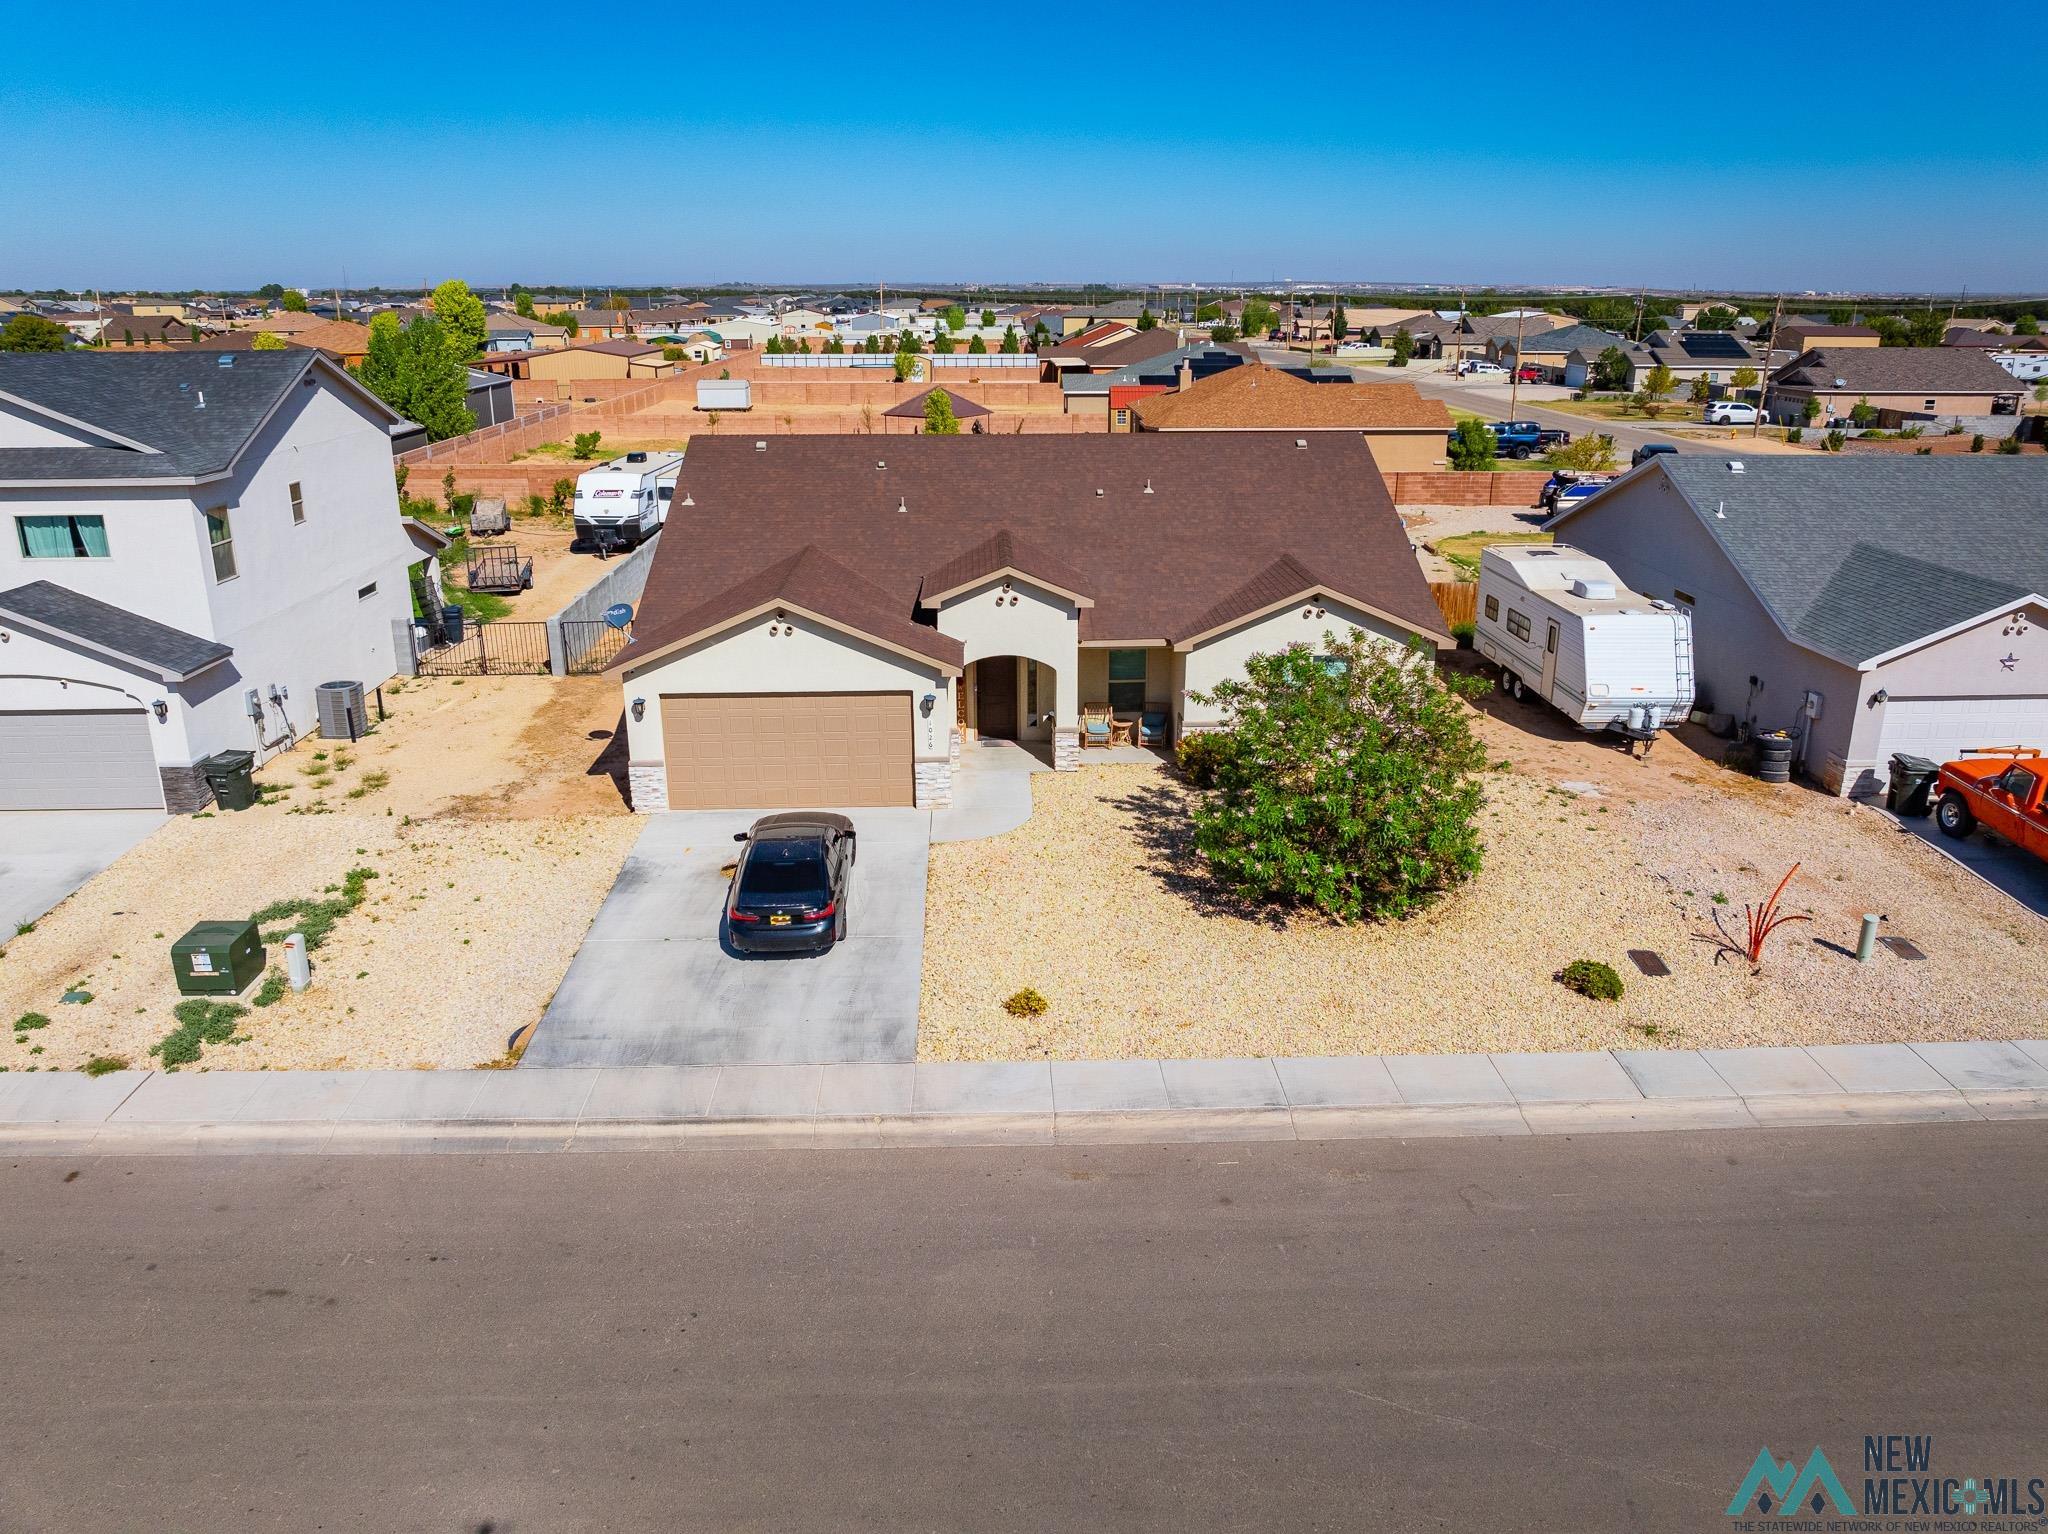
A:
[608, 434, 1452, 812]
[0, 350, 423, 811]
[1548, 455, 2048, 795]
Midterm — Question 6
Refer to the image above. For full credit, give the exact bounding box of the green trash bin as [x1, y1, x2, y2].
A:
[198, 749, 257, 811]
[171, 920, 266, 996]
[1886, 754, 1941, 817]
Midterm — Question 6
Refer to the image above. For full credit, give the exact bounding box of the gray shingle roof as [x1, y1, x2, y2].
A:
[0, 580, 233, 680]
[1501, 324, 1628, 356]
[0, 350, 382, 484]
[1773, 346, 2024, 394]
[1568, 457, 2048, 663]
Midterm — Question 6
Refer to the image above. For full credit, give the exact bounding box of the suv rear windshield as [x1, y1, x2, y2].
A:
[738, 843, 829, 899]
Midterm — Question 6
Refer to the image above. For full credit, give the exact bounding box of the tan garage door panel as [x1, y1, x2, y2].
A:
[662, 692, 912, 810]
[0, 709, 163, 810]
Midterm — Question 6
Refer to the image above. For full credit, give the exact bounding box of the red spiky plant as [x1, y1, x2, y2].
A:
[1714, 864, 1811, 970]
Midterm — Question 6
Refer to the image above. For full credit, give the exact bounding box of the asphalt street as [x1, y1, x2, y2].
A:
[2, 1123, 2043, 1532]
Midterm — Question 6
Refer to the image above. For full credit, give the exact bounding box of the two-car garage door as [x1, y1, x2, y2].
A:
[1876, 696, 2048, 780]
[0, 710, 163, 810]
[661, 692, 913, 810]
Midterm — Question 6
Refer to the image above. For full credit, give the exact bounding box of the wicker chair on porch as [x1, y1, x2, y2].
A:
[1132, 706, 1171, 748]
[1079, 704, 1118, 749]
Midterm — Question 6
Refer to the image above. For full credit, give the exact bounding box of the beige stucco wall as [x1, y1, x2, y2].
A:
[1365, 429, 1449, 473]
[934, 576, 1079, 726]
[619, 611, 954, 768]
[1841, 600, 2048, 780]
[525, 349, 636, 382]
[1180, 597, 1418, 731]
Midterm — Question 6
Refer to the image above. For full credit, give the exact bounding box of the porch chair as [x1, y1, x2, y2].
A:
[1133, 706, 1171, 749]
[1079, 704, 1116, 749]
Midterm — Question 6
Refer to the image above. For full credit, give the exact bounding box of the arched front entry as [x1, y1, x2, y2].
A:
[960, 655, 1060, 745]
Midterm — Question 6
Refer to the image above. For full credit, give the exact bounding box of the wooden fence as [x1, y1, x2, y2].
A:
[1429, 582, 1477, 632]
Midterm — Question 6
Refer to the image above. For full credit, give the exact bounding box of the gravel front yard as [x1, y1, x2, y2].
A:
[919, 729, 2046, 1062]
[0, 677, 640, 1073]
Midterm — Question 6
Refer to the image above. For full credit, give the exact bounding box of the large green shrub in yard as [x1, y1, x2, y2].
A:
[1186, 632, 1489, 921]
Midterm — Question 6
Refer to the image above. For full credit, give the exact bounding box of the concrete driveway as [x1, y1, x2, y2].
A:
[0, 811, 166, 935]
[525, 808, 929, 1067]
[1887, 808, 2048, 921]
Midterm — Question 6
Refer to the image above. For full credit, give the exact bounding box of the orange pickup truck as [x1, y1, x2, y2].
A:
[1934, 747, 2048, 861]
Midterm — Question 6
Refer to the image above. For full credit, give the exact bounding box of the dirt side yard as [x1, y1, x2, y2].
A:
[919, 704, 2045, 1062]
[0, 677, 640, 1074]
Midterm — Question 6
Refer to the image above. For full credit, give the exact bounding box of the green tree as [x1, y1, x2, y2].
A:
[2033, 381, 2048, 404]
[1031, 320, 1051, 349]
[798, 337, 813, 354]
[980, 309, 995, 327]
[356, 313, 475, 441]
[1692, 306, 1739, 331]
[968, 334, 988, 354]
[999, 325, 1021, 354]
[250, 331, 288, 351]
[1804, 395, 1823, 424]
[1209, 323, 1239, 343]
[933, 330, 956, 354]
[1580, 297, 1635, 332]
[1849, 396, 1877, 427]
[1136, 306, 1157, 331]
[542, 311, 579, 337]
[1591, 345, 1631, 391]
[922, 389, 960, 434]
[893, 351, 917, 382]
[824, 336, 845, 354]
[1, 314, 75, 351]
[2015, 312, 2040, 335]
[1241, 298, 1279, 337]
[896, 329, 923, 355]
[1389, 326, 1414, 367]
[572, 430, 603, 459]
[943, 304, 966, 331]
[765, 335, 785, 354]
[1331, 304, 1349, 342]
[1447, 417, 1496, 469]
[120, 327, 135, 346]
[1195, 302, 1223, 322]
[863, 334, 881, 354]
[1868, 314, 1910, 346]
[1186, 631, 1489, 922]
[430, 279, 488, 361]
[513, 290, 536, 318]
[1905, 310, 1947, 347]
[550, 478, 573, 516]
[1689, 375, 1712, 405]
[257, 283, 285, 301]
[280, 289, 309, 312]
[1731, 365, 1760, 392]
[1544, 433, 1618, 471]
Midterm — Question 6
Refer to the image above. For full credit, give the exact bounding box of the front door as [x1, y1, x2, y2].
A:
[977, 658, 1017, 739]
[1541, 621, 1560, 700]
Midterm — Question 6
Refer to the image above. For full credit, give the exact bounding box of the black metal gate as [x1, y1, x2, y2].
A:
[559, 619, 630, 676]
[416, 619, 552, 676]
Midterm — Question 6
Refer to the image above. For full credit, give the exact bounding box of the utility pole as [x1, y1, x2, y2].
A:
[1508, 307, 1527, 418]
[1752, 293, 1782, 439]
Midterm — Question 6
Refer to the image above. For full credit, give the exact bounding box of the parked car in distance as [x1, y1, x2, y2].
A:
[1516, 365, 1544, 383]
[1632, 442, 1680, 467]
[1458, 360, 1508, 378]
[1482, 420, 1564, 459]
[724, 813, 856, 954]
[1705, 401, 1760, 425]
[1933, 747, 2048, 862]
[1550, 479, 1615, 514]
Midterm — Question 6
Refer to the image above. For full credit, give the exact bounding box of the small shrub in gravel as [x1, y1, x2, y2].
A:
[81, 1055, 129, 1077]
[1003, 988, 1050, 1018]
[151, 1000, 249, 1068]
[1558, 960, 1624, 1002]
[14, 1012, 51, 1034]
[1176, 734, 1227, 789]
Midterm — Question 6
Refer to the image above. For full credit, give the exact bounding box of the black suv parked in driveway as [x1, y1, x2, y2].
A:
[725, 813, 856, 954]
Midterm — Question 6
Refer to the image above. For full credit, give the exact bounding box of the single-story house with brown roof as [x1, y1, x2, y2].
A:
[476, 338, 675, 386]
[188, 320, 372, 366]
[608, 434, 1450, 811]
[882, 387, 991, 432]
[1130, 363, 1454, 472]
[1764, 346, 2028, 425]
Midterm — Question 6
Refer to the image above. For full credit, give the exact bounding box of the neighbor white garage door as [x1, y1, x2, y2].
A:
[1875, 696, 2048, 776]
[0, 710, 163, 810]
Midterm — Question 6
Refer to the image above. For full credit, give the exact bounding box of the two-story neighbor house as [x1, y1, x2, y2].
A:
[1549, 456, 2048, 795]
[0, 351, 421, 811]
[609, 434, 1451, 812]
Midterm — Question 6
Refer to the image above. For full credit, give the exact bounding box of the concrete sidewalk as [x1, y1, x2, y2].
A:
[3, 1039, 2045, 1153]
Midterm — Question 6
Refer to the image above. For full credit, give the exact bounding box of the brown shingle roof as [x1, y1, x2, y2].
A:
[1044, 327, 1186, 369]
[192, 320, 369, 356]
[919, 528, 1094, 604]
[882, 386, 991, 420]
[1133, 363, 1453, 432]
[624, 544, 962, 672]
[621, 435, 1449, 664]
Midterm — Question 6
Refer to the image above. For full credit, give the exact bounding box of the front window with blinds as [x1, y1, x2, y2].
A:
[16, 514, 109, 559]
[206, 508, 237, 582]
[1108, 648, 1147, 713]
[1506, 609, 1531, 642]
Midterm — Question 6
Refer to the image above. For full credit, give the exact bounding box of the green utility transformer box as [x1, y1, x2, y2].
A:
[171, 920, 266, 996]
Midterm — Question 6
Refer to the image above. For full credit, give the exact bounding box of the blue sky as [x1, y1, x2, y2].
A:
[5, 0, 2043, 295]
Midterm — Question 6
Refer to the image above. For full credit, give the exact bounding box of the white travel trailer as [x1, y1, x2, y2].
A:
[1476, 543, 1695, 748]
[572, 449, 684, 552]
